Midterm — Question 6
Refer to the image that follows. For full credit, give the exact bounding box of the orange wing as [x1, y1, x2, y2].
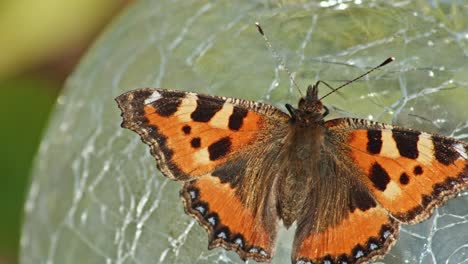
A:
[115, 88, 289, 180]
[328, 118, 468, 224]
[181, 174, 278, 262]
[293, 205, 399, 264]
[116, 88, 289, 262]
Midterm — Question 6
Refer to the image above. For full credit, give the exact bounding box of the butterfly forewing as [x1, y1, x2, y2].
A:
[116, 88, 289, 180]
[337, 118, 468, 223]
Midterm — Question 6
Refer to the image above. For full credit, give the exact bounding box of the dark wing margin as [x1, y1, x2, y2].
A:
[181, 172, 279, 262]
[293, 204, 399, 264]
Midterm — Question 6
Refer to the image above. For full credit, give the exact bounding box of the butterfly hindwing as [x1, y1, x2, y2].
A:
[181, 173, 278, 262]
[290, 162, 400, 264]
[293, 205, 399, 264]
[329, 118, 468, 224]
[115, 88, 289, 180]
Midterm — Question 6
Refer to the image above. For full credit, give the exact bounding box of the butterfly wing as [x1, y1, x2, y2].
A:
[116, 88, 290, 261]
[332, 118, 468, 224]
[181, 174, 277, 262]
[116, 88, 289, 180]
[290, 158, 400, 264]
[292, 117, 467, 263]
[293, 205, 399, 264]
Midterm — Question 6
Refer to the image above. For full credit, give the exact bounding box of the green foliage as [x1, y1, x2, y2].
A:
[0, 77, 57, 257]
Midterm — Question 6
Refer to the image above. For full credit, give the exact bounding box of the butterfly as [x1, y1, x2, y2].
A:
[115, 64, 468, 263]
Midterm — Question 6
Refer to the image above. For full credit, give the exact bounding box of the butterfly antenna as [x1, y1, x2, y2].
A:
[255, 22, 303, 97]
[319, 57, 395, 100]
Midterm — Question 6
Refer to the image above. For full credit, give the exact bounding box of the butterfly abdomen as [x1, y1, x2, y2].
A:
[275, 125, 327, 227]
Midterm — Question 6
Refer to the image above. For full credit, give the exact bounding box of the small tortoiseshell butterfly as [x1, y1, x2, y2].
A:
[115, 31, 467, 264]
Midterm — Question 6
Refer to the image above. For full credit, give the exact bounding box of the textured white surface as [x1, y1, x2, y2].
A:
[21, 1, 468, 264]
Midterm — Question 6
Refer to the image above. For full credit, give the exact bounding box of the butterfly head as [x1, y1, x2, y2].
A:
[286, 84, 329, 127]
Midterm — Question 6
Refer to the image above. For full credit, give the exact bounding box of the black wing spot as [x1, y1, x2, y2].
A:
[367, 130, 382, 154]
[350, 187, 377, 212]
[191, 137, 201, 148]
[182, 125, 191, 135]
[212, 159, 246, 188]
[191, 95, 224, 122]
[160, 90, 187, 98]
[413, 165, 423, 175]
[432, 135, 460, 165]
[392, 129, 420, 159]
[208, 137, 232, 161]
[133, 89, 154, 99]
[399, 173, 410, 185]
[154, 98, 181, 117]
[228, 106, 248, 130]
[370, 163, 391, 191]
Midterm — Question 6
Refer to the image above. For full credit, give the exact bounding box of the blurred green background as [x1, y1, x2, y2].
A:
[0, 1, 131, 263]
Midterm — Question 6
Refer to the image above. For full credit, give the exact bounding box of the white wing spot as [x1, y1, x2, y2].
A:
[234, 238, 243, 247]
[355, 250, 364, 258]
[383, 230, 392, 239]
[249, 248, 258, 253]
[217, 232, 227, 239]
[189, 190, 197, 199]
[195, 205, 205, 214]
[208, 216, 216, 226]
[144, 91, 162, 104]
